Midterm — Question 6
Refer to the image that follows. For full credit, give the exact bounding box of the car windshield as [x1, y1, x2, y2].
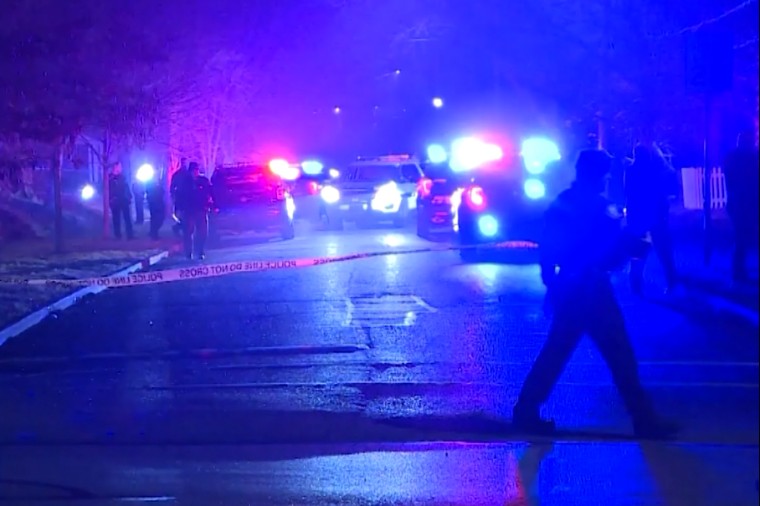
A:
[346, 164, 401, 182]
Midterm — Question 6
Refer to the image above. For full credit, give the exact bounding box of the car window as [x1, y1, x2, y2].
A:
[213, 166, 275, 205]
[420, 163, 451, 180]
[400, 164, 421, 182]
[347, 164, 401, 182]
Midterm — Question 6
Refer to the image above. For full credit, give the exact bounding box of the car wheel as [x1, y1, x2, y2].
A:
[392, 206, 408, 228]
[281, 220, 295, 240]
[416, 210, 431, 239]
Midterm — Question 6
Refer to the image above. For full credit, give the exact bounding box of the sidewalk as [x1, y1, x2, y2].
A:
[0, 237, 174, 331]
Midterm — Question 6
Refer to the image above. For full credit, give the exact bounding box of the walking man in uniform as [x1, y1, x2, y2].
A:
[182, 162, 213, 259]
[513, 149, 677, 439]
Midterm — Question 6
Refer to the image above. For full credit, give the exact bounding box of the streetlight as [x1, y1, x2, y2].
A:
[333, 106, 341, 114]
[135, 163, 155, 183]
[432, 97, 444, 108]
[394, 69, 401, 75]
[80, 184, 95, 201]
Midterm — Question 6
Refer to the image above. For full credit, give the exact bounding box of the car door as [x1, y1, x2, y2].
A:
[399, 163, 423, 209]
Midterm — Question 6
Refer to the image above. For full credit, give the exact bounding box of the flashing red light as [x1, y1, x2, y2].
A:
[417, 177, 433, 198]
[307, 181, 320, 195]
[465, 185, 487, 211]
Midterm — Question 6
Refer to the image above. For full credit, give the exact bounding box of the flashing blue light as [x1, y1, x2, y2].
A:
[426, 144, 447, 164]
[302, 160, 324, 175]
[524, 178, 546, 199]
[477, 215, 499, 237]
[521, 138, 561, 175]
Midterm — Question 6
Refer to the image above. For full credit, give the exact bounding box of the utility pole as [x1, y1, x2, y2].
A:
[52, 140, 64, 253]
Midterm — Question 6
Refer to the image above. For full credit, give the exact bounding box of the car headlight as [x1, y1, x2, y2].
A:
[371, 181, 402, 213]
[320, 185, 340, 204]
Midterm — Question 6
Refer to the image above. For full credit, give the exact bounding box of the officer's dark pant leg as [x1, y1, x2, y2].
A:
[651, 218, 677, 286]
[587, 282, 656, 424]
[135, 200, 144, 224]
[122, 206, 134, 238]
[627, 215, 648, 293]
[194, 213, 208, 255]
[183, 216, 196, 257]
[149, 205, 165, 239]
[111, 207, 122, 238]
[515, 289, 584, 414]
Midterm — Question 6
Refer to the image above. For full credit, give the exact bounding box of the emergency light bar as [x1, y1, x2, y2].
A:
[356, 154, 412, 163]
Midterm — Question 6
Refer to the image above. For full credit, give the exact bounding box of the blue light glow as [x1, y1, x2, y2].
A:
[521, 138, 561, 174]
[426, 144, 448, 164]
[524, 179, 546, 199]
[302, 160, 324, 175]
[478, 215, 499, 237]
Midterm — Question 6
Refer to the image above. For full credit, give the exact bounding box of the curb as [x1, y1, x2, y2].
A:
[0, 250, 169, 348]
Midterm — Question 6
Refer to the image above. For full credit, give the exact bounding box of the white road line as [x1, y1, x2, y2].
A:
[412, 295, 439, 313]
[342, 298, 355, 327]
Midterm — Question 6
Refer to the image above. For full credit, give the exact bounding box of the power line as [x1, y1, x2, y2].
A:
[662, 0, 757, 38]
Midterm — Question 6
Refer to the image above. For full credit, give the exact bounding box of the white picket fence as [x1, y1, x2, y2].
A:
[681, 167, 728, 210]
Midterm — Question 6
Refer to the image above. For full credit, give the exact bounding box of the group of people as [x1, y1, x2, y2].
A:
[107, 158, 215, 260]
[107, 162, 165, 241]
[622, 129, 759, 290]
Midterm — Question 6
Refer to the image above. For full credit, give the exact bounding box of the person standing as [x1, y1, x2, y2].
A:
[516, 149, 677, 439]
[625, 142, 679, 294]
[145, 173, 166, 240]
[108, 162, 133, 239]
[722, 129, 760, 283]
[170, 158, 190, 236]
[132, 179, 145, 225]
[182, 162, 213, 259]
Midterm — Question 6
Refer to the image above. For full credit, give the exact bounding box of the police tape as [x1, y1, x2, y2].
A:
[0, 241, 538, 289]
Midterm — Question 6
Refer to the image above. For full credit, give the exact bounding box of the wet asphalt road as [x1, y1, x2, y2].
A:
[0, 223, 758, 505]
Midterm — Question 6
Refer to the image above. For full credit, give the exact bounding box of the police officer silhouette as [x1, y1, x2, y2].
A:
[513, 149, 678, 439]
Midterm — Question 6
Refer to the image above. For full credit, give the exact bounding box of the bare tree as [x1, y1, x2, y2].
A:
[0, 0, 166, 251]
[166, 50, 261, 173]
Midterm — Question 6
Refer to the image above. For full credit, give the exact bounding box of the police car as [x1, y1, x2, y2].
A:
[318, 155, 423, 229]
[450, 137, 573, 261]
[209, 163, 296, 241]
[415, 161, 468, 239]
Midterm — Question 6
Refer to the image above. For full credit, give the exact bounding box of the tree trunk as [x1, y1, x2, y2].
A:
[52, 141, 65, 253]
[101, 133, 111, 238]
[102, 157, 110, 238]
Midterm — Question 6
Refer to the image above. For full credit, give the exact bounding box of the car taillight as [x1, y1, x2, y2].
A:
[417, 177, 433, 198]
[307, 181, 320, 195]
[465, 185, 487, 211]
